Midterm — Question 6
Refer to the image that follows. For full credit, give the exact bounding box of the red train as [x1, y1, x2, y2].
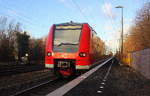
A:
[45, 22, 104, 77]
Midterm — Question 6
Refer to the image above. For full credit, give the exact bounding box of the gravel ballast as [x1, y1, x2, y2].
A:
[0, 69, 54, 96]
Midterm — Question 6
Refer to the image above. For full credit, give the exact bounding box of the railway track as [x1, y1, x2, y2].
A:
[0, 64, 44, 76]
[1, 58, 112, 96]
[17, 57, 112, 96]
[1, 58, 148, 96]
[12, 76, 59, 96]
[0, 69, 54, 96]
[15, 76, 76, 96]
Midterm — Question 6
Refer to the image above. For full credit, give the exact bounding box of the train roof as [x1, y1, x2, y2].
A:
[54, 21, 87, 26]
[54, 21, 97, 34]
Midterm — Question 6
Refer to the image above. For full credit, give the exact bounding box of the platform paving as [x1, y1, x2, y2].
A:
[64, 61, 150, 96]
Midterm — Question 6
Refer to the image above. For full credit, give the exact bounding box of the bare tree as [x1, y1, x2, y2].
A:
[29, 37, 46, 62]
[123, 2, 150, 56]
[0, 16, 16, 61]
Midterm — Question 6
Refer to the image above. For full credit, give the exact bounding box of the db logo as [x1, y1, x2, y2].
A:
[62, 54, 67, 58]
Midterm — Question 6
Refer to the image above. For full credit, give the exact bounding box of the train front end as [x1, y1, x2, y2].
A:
[45, 22, 91, 77]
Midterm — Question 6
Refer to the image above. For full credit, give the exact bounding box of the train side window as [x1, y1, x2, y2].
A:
[92, 33, 94, 37]
[92, 30, 95, 37]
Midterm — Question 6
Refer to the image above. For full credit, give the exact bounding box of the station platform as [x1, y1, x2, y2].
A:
[47, 57, 150, 96]
[64, 61, 113, 96]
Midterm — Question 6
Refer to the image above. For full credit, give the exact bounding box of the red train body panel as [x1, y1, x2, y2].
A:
[45, 22, 102, 76]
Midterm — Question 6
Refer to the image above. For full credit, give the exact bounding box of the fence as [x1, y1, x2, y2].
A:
[123, 48, 150, 79]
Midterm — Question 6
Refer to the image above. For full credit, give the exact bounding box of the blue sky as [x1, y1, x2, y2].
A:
[0, 0, 148, 51]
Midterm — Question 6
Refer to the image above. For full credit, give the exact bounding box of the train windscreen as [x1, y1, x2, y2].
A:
[53, 25, 82, 52]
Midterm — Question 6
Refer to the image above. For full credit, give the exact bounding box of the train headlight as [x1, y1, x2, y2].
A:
[79, 52, 86, 57]
[47, 52, 51, 56]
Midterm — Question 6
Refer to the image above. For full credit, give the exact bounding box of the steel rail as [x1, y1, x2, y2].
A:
[11, 77, 58, 96]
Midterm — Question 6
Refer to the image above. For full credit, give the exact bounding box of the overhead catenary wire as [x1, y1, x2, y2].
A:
[75, 0, 118, 51]
[0, 4, 44, 29]
[70, 0, 90, 22]
[96, 0, 121, 52]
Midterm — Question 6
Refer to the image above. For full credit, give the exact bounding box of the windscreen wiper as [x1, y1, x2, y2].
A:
[57, 42, 78, 46]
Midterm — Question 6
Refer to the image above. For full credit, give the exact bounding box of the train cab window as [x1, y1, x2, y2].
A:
[53, 30, 81, 45]
[53, 27, 81, 52]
